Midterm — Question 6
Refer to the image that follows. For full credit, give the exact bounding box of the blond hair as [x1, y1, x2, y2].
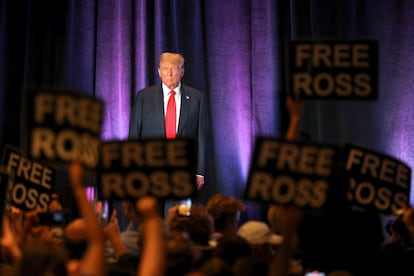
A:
[159, 52, 185, 68]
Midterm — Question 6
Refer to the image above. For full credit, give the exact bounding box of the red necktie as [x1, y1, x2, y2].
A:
[165, 89, 176, 139]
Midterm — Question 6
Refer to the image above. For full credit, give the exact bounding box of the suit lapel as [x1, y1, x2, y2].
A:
[177, 88, 190, 137]
[156, 86, 166, 137]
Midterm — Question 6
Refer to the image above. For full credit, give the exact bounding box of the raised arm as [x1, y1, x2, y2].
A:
[269, 206, 303, 276]
[1, 214, 22, 262]
[68, 161, 105, 276]
[136, 197, 165, 276]
[104, 209, 127, 260]
[285, 96, 302, 141]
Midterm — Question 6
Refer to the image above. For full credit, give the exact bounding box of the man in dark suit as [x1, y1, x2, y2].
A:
[129, 52, 207, 190]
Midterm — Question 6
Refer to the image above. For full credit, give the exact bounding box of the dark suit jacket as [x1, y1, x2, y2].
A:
[129, 84, 207, 176]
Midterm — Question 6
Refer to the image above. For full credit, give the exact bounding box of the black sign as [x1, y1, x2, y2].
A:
[2, 145, 57, 211]
[244, 137, 340, 210]
[25, 88, 104, 169]
[286, 39, 378, 100]
[341, 143, 411, 215]
[98, 139, 197, 200]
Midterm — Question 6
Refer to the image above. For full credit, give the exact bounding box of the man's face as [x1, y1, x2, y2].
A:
[158, 60, 184, 89]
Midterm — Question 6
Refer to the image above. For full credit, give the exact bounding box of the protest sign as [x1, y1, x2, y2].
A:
[341, 143, 411, 215]
[98, 138, 197, 200]
[2, 145, 56, 211]
[24, 88, 104, 169]
[244, 137, 340, 210]
[286, 39, 378, 99]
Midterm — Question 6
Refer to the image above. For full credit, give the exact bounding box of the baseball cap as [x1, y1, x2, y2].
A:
[237, 220, 283, 245]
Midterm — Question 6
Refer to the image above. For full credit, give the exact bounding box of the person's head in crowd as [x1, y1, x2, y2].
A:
[167, 203, 214, 247]
[206, 194, 246, 237]
[385, 218, 414, 247]
[158, 52, 185, 89]
[167, 203, 215, 270]
[267, 204, 302, 261]
[122, 199, 140, 223]
[212, 233, 252, 266]
[267, 204, 283, 234]
[166, 231, 199, 276]
[237, 220, 283, 262]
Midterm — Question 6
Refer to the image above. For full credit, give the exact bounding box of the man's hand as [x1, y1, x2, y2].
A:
[136, 197, 159, 219]
[1, 216, 22, 261]
[286, 96, 302, 122]
[285, 96, 303, 141]
[68, 160, 85, 190]
[103, 210, 121, 240]
[196, 175, 204, 190]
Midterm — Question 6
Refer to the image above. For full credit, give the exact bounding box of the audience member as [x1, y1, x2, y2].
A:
[166, 231, 199, 276]
[135, 196, 166, 276]
[167, 203, 215, 269]
[212, 233, 251, 266]
[373, 217, 414, 275]
[267, 204, 303, 275]
[206, 194, 246, 244]
[104, 197, 165, 276]
[268, 206, 303, 276]
[65, 160, 106, 276]
[237, 220, 283, 263]
[104, 199, 141, 262]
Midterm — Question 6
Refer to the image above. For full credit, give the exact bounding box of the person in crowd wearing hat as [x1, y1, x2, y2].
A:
[237, 220, 283, 263]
